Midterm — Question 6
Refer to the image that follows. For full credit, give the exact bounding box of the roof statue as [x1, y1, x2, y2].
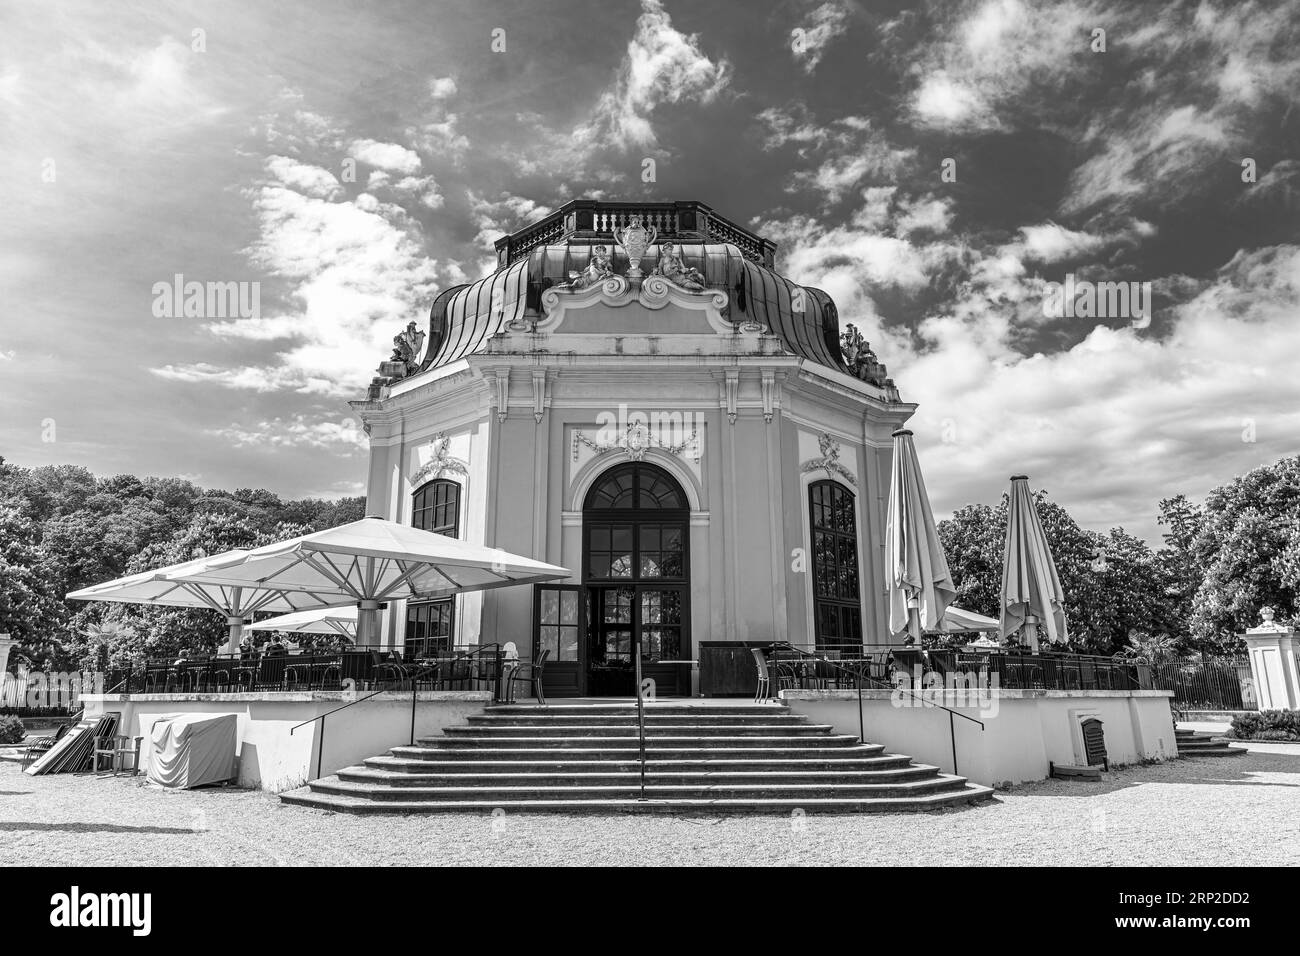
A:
[651, 242, 706, 292]
[560, 244, 615, 291]
[391, 321, 425, 366]
[614, 215, 656, 279]
[840, 323, 891, 387]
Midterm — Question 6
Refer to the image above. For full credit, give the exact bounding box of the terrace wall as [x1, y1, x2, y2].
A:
[783, 688, 1177, 787]
[79, 691, 490, 792]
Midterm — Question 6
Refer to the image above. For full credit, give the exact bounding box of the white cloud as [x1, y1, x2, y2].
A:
[1012, 221, 1107, 263]
[912, 72, 994, 130]
[208, 415, 368, 450]
[906, 0, 1096, 132]
[265, 155, 343, 201]
[347, 138, 422, 175]
[427, 76, 457, 100]
[760, 109, 914, 204]
[575, 0, 731, 151]
[154, 143, 445, 397]
[468, 192, 553, 252]
[901, 244, 1300, 539]
[793, 2, 851, 74]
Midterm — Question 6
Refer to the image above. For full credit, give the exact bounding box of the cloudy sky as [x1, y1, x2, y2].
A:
[2, 0, 1298, 540]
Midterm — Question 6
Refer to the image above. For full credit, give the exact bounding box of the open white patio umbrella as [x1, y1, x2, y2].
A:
[247, 605, 358, 638]
[67, 551, 355, 653]
[885, 429, 957, 642]
[177, 516, 571, 646]
[1000, 475, 1068, 651]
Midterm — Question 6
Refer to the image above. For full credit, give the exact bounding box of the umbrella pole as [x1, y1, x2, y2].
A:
[357, 600, 381, 648]
[907, 597, 922, 645]
[225, 617, 245, 655]
[1024, 614, 1039, 653]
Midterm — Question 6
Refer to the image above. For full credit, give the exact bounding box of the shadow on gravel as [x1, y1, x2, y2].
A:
[1007, 751, 1300, 797]
[0, 790, 33, 796]
[0, 822, 199, 834]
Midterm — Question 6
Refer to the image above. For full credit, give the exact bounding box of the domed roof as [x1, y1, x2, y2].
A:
[421, 240, 847, 373]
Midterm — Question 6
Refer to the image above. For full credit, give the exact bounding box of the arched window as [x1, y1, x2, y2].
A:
[408, 479, 461, 659]
[584, 462, 687, 581]
[412, 479, 460, 536]
[809, 480, 862, 650]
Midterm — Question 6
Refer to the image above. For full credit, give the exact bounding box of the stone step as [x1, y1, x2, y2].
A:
[467, 713, 813, 726]
[366, 754, 915, 780]
[442, 723, 835, 738]
[340, 764, 940, 787]
[306, 774, 971, 802]
[391, 741, 883, 759]
[482, 704, 786, 717]
[280, 783, 996, 815]
[398, 735, 865, 752]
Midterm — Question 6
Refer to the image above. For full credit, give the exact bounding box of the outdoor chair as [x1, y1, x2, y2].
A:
[750, 648, 797, 701]
[20, 721, 71, 771]
[258, 655, 290, 690]
[93, 734, 143, 776]
[503, 649, 550, 704]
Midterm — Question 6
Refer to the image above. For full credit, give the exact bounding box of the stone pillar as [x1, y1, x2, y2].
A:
[1242, 608, 1300, 711]
[0, 634, 16, 707]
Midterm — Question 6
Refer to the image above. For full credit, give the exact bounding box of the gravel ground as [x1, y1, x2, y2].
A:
[2, 749, 1297, 867]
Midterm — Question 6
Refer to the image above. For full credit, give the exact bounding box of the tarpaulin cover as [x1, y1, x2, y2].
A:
[147, 713, 237, 789]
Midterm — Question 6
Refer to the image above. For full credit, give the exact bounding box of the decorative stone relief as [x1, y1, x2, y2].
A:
[800, 433, 856, 485]
[571, 420, 701, 465]
[411, 433, 468, 486]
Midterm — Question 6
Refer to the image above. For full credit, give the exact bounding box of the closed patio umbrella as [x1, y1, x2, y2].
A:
[176, 516, 571, 646]
[885, 429, 957, 642]
[247, 605, 358, 638]
[930, 605, 1000, 634]
[67, 551, 355, 653]
[1000, 475, 1068, 651]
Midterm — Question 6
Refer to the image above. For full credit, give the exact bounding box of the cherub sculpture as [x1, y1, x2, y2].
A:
[562, 245, 615, 291]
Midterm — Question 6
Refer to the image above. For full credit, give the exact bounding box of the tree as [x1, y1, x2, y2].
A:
[1189, 456, 1300, 648]
[938, 491, 1182, 655]
[0, 505, 67, 670]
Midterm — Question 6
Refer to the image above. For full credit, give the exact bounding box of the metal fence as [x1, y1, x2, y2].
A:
[102, 645, 505, 696]
[769, 645, 1150, 692]
[0, 670, 98, 717]
[1151, 657, 1255, 711]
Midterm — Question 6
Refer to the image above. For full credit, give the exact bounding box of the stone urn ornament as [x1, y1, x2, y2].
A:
[614, 215, 656, 280]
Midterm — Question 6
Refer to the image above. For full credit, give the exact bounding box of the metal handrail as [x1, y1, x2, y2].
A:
[289, 661, 442, 780]
[768, 641, 986, 776]
[633, 648, 647, 801]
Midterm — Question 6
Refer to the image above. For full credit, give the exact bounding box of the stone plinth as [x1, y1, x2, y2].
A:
[1243, 609, 1300, 711]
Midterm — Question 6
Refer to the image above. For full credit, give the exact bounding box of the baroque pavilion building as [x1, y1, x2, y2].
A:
[351, 199, 912, 698]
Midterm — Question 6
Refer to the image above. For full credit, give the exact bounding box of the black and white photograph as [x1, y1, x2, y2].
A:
[1, 0, 1296, 927]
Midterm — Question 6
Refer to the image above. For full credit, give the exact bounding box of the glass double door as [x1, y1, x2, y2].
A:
[588, 586, 685, 697]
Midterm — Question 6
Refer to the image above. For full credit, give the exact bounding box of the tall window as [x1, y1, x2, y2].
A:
[412, 479, 460, 536]
[408, 479, 460, 657]
[809, 480, 862, 651]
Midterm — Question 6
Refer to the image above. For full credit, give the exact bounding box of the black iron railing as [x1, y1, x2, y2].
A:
[766, 642, 987, 776]
[101, 644, 506, 697]
[1151, 657, 1253, 711]
[494, 199, 778, 268]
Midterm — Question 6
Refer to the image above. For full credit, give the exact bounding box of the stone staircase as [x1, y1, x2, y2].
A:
[281, 701, 995, 814]
[1175, 727, 1246, 758]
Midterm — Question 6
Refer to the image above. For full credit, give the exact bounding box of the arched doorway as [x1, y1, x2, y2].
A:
[583, 461, 691, 696]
